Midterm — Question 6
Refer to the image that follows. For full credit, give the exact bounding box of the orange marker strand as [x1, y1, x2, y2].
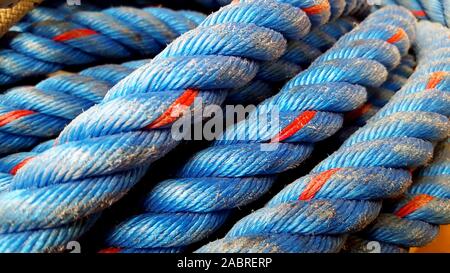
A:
[53, 29, 98, 42]
[146, 89, 199, 129]
[98, 247, 122, 253]
[387, 28, 407, 44]
[303, 1, 330, 15]
[270, 110, 316, 143]
[10, 157, 34, 175]
[412, 10, 426, 17]
[0, 110, 35, 127]
[345, 103, 372, 121]
[299, 168, 341, 201]
[426, 71, 447, 89]
[395, 194, 434, 218]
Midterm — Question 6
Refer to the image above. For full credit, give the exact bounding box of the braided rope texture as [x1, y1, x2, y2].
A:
[0, 0, 42, 38]
[378, 0, 450, 27]
[0, 0, 365, 253]
[102, 6, 417, 253]
[0, 6, 204, 85]
[345, 22, 450, 253]
[198, 16, 450, 253]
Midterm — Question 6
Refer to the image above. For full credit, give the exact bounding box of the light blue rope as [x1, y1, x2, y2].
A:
[0, 0, 355, 253]
[103, 6, 417, 253]
[198, 18, 450, 253]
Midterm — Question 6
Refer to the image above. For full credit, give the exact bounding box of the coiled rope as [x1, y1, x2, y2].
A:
[0, 0, 351, 253]
[102, 6, 416, 253]
[197, 17, 450, 253]
[0, 6, 202, 85]
[377, 0, 450, 27]
[344, 21, 450, 253]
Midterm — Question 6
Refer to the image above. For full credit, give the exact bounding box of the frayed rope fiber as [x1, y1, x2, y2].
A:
[0, 0, 367, 253]
[344, 22, 450, 253]
[0, 6, 205, 85]
[101, 6, 417, 253]
[197, 18, 450, 254]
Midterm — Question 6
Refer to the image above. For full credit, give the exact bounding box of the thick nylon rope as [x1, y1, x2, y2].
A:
[0, 0, 42, 38]
[101, 6, 416, 253]
[0, 6, 203, 85]
[0, 0, 355, 253]
[0, 6, 355, 156]
[197, 16, 450, 253]
[344, 22, 450, 253]
[378, 0, 450, 27]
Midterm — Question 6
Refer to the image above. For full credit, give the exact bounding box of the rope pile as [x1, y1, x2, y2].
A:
[197, 17, 449, 253]
[0, 0, 448, 254]
[0, 0, 367, 253]
[102, 6, 416, 253]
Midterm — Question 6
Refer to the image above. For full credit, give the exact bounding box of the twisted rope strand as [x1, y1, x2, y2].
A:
[198, 16, 450, 253]
[0, 0, 350, 253]
[0, 6, 202, 85]
[103, 6, 416, 253]
[344, 21, 450, 253]
[338, 53, 416, 140]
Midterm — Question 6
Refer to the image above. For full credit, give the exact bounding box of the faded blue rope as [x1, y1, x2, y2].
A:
[103, 6, 416, 253]
[198, 18, 450, 253]
[0, 0, 349, 253]
[0, 6, 202, 85]
[344, 22, 450, 253]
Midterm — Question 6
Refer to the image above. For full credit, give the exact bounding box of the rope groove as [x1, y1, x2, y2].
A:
[0, 0, 359, 253]
[102, 6, 417, 253]
[197, 18, 450, 253]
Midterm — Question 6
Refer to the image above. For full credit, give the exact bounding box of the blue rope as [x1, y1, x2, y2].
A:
[0, 6, 202, 85]
[102, 6, 416, 253]
[197, 18, 450, 253]
[0, 0, 356, 253]
[344, 22, 450, 253]
[377, 0, 450, 27]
